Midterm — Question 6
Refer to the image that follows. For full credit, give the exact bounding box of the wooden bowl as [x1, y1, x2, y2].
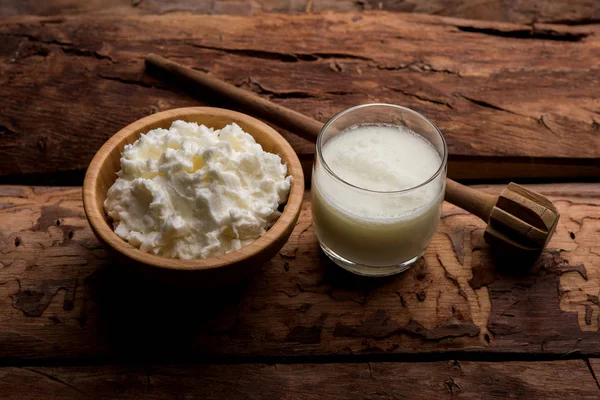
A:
[83, 107, 304, 286]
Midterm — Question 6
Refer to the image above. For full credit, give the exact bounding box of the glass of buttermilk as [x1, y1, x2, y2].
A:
[312, 103, 448, 277]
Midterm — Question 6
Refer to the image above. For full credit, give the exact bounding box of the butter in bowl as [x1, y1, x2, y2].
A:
[83, 107, 304, 286]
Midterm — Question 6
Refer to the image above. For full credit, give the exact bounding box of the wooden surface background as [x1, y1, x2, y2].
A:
[1, 1, 600, 398]
[2, 0, 599, 25]
[1, 184, 600, 399]
[1, 12, 600, 181]
[1, 361, 599, 399]
[1, 184, 600, 360]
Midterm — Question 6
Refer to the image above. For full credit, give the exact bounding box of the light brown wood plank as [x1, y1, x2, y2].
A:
[0, 183, 599, 360]
[0, 13, 599, 180]
[0, 360, 599, 399]
[1, 0, 598, 25]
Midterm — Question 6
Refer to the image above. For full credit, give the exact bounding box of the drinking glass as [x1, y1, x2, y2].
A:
[311, 104, 448, 276]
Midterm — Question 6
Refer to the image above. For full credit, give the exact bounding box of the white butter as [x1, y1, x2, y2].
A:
[104, 120, 292, 259]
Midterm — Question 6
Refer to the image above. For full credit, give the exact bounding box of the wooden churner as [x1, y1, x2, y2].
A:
[445, 180, 559, 254]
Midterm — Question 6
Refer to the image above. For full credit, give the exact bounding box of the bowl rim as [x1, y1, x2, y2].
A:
[82, 106, 305, 271]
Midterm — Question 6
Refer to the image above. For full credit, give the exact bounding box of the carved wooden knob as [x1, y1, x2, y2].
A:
[484, 183, 560, 254]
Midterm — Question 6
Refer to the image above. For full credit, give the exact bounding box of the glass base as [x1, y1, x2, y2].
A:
[319, 242, 423, 277]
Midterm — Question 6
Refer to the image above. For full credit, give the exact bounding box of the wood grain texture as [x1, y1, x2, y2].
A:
[0, 360, 599, 399]
[0, 13, 599, 180]
[0, 183, 599, 361]
[82, 107, 304, 286]
[1, 0, 599, 25]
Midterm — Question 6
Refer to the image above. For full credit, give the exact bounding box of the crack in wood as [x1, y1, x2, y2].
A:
[0, 124, 19, 136]
[376, 62, 460, 76]
[444, 376, 462, 394]
[1, 32, 72, 47]
[585, 305, 593, 325]
[39, 18, 65, 25]
[188, 42, 375, 63]
[444, 230, 465, 265]
[458, 94, 534, 119]
[277, 289, 300, 298]
[334, 309, 480, 341]
[61, 46, 113, 62]
[435, 254, 463, 297]
[456, 25, 589, 42]
[395, 291, 408, 307]
[242, 78, 319, 99]
[584, 359, 600, 390]
[539, 114, 561, 138]
[96, 73, 170, 91]
[386, 86, 454, 109]
[550, 16, 600, 24]
[448, 359, 464, 374]
[2, 32, 113, 62]
[10, 40, 50, 62]
[21, 367, 91, 397]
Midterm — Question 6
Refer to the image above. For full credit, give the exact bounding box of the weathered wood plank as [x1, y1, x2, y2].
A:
[0, 360, 599, 399]
[0, 13, 599, 180]
[0, 183, 598, 361]
[1, 0, 599, 25]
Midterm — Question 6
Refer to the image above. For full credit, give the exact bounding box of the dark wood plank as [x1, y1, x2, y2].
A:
[0, 360, 599, 399]
[1, 0, 598, 25]
[0, 14, 599, 181]
[0, 183, 598, 361]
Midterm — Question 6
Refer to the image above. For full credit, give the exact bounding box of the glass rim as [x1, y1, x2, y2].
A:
[316, 103, 448, 195]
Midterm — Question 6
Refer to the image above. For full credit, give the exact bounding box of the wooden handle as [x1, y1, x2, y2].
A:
[145, 54, 322, 142]
[146, 54, 499, 221]
[444, 179, 497, 222]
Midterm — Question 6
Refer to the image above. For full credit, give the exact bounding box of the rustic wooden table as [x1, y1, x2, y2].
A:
[1, 1, 600, 398]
